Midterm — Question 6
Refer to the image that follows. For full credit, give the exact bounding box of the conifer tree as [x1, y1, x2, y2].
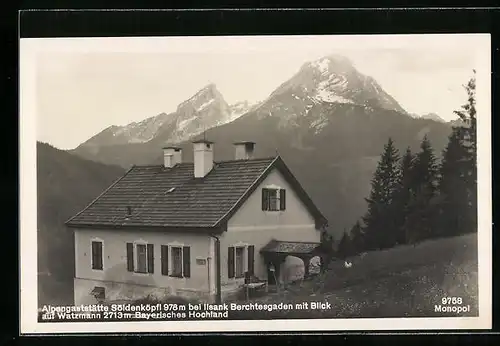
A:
[362, 137, 400, 250]
[438, 128, 470, 236]
[454, 70, 477, 160]
[438, 71, 478, 235]
[454, 71, 477, 229]
[337, 230, 352, 260]
[403, 135, 438, 242]
[349, 220, 364, 255]
[392, 147, 415, 245]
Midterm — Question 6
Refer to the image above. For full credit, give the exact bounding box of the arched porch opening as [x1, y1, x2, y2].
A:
[282, 255, 305, 284]
[260, 239, 323, 287]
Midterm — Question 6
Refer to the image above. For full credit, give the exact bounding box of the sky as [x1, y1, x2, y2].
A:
[23, 34, 489, 150]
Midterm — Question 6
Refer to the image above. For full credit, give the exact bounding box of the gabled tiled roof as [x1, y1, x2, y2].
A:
[65, 156, 327, 232]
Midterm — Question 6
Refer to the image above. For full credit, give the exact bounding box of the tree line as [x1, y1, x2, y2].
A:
[330, 71, 478, 259]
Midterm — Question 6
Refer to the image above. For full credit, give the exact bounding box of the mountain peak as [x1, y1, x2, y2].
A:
[267, 54, 406, 114]
[203, 82, 217, 90]
[177, 83, 225, 113]
[198, 82, 219, 96]
[299, 54, 355, 75]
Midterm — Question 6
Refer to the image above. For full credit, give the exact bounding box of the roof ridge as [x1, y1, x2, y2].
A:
[215, 156, 278, 164]
[133, 163, 192, 168]
[130, 156, 278, 167]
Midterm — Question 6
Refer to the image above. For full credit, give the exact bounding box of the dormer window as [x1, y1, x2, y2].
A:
[262, 188, 286, 211]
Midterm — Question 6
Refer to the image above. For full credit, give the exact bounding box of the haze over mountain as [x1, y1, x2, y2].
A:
[69, 54, 452, 235]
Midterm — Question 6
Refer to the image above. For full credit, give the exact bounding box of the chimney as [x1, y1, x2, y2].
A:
[163, 146, 183, 168]
[192, 139, 214, 178]
[233, 141, 255, 160]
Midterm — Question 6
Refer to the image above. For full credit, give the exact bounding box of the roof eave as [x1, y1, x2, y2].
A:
[65, 223, 225, 234]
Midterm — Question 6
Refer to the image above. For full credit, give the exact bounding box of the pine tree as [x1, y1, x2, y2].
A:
[453, 71, 477, 230]
[337, 230, 352, 260]
[454, 70, 477, 160]
[392, 147, 415, 245]
[362, 137, 400, 250]
[319, 231, 335, 270]
[438, 128, 470, 236]
[404, 135, 439, 242]
[438, 71, 478, 235]
[349, 220, 364, 255]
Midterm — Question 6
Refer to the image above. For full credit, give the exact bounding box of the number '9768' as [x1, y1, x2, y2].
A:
[442, 297, 463, 305]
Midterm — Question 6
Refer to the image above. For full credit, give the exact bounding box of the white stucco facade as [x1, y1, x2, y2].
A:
[220, 168, 321, 290]
[74, 229, 216, 304]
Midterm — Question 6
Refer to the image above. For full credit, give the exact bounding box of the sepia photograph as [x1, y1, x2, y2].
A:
[20, 34, 491, 333]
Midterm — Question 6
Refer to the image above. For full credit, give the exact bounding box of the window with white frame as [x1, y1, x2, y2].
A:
[136, 244, 147, 273]
[235, 247, 244, 278]
[228, 244, 255, 279]
[171, 246, 183, 277]
[262, 188, 286, 211]
[126, 241, 154, 274]
[161, 245, 191, 278]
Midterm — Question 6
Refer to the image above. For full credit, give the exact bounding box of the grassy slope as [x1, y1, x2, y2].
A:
[245, 233, 478, 319]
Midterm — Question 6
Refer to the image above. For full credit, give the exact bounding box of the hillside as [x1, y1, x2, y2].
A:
[37, 141, 124, 305]
[240, 233, 478, 319]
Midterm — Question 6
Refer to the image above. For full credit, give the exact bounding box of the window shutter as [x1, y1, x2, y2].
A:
[247, 245, 255, 276]
[126, 243, 134, 272]
[91, 242, 95, 268]
[228, 247, 235, 278]
[161, 245, 169, 276]
[262, 188, 269, 211]
[182, 246, 191, 278]
[280, 189, 286, 210]
[147, 244, 154, 274]
[96, 242, 103, 270]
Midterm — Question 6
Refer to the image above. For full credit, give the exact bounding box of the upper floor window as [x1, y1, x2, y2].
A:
[91, 240, 103, 270]
[126, 242, 154, 274]
[262, 188, 286, 211]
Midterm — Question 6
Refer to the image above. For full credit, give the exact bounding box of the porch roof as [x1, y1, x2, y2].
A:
[260, 239, 321, 256]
